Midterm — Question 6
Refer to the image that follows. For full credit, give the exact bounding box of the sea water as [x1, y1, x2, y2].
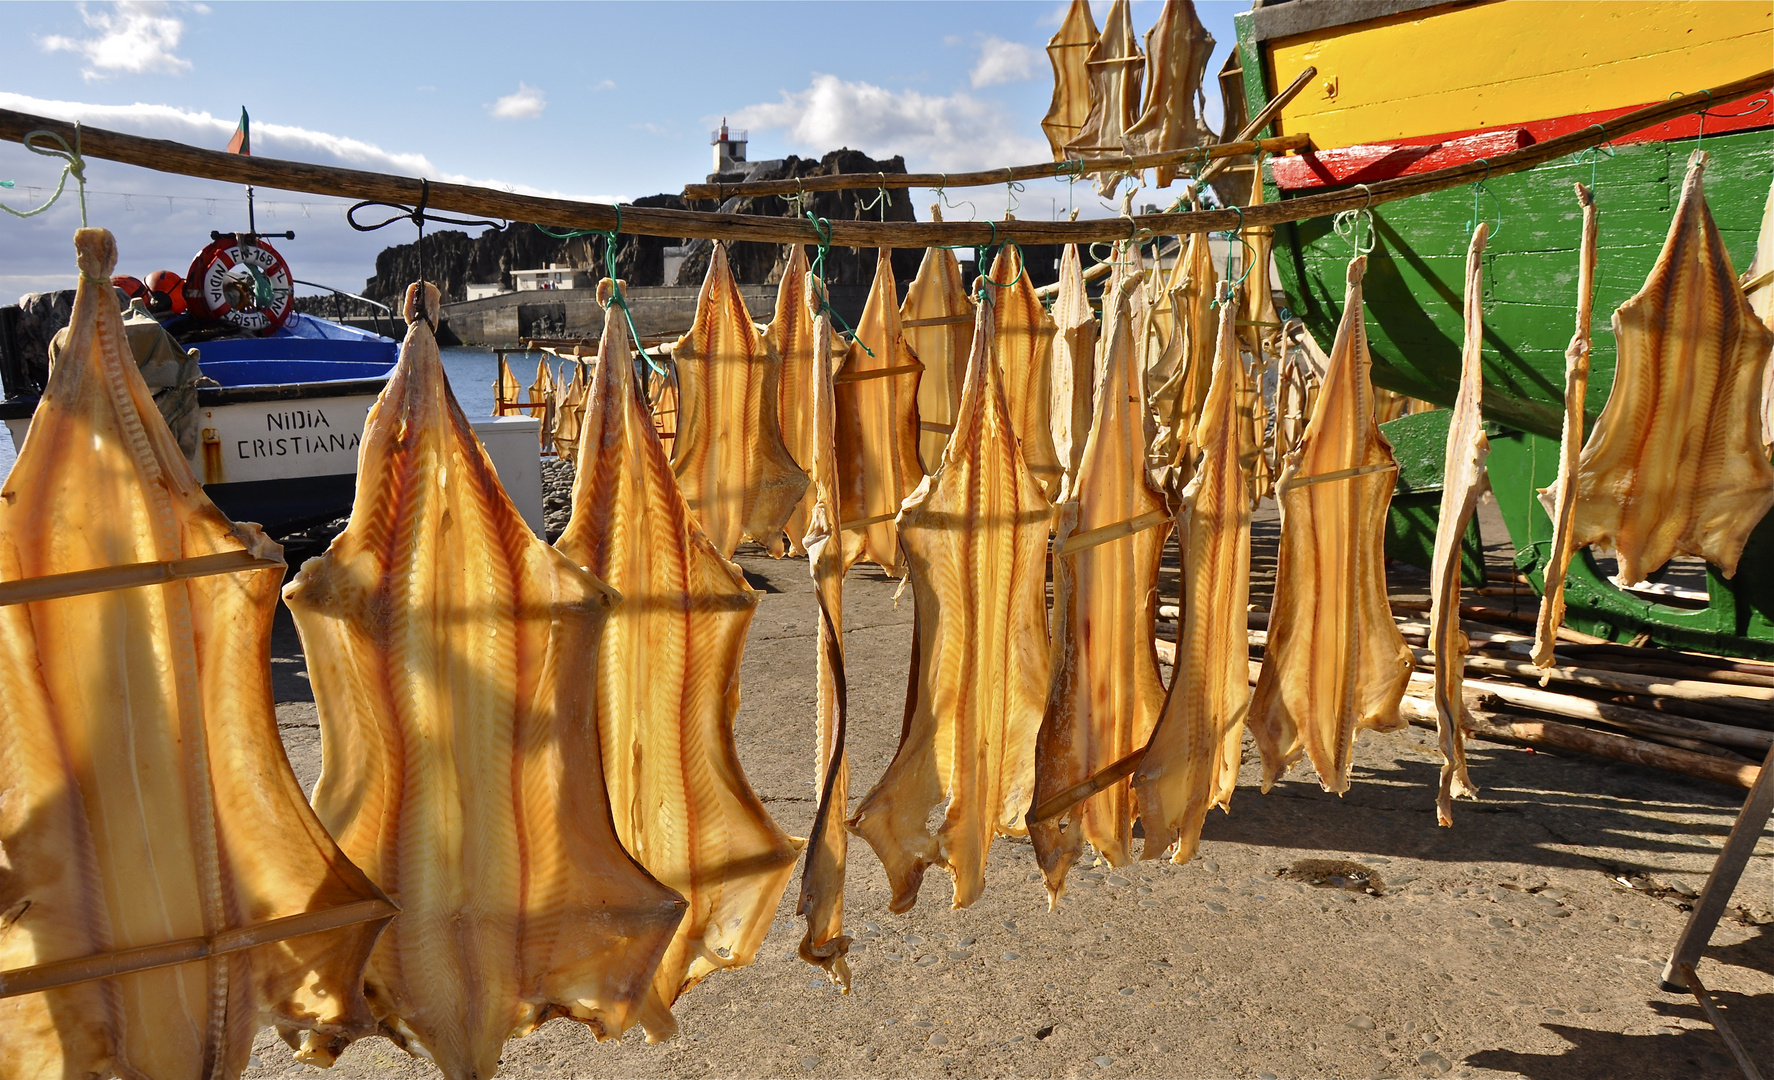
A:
[0, 346, 549, 481]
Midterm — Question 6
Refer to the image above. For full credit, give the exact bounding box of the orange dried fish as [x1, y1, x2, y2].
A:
[1049, 242, 1099, 484]
[767, 245, 836, 556]
[1067, 0, 1144, 195]
[835, 248, 925, 572]
[1030, 277, 1169, 901]
[1250, 256, 1414, 793]
[988, 242, 1064, 496]
[285, 283, 683, 1079]
[1151, 230, 1218, 476]
[848, 295, 1054, 912]
[902, 218, 975, 472]
[1533, 184, 1599, 669]
[1571, 151, 1774, 583]
[1122, 0, 1216, 188]
[1041, 0, 1098, 160]
[671, 242, 810, 557]
[1133, 294, 1251, 863]
[559, 286, 801, 1042]
[1428, 224, 1491, 827]
[0, 229, 391, 1080]
[1748, 176, 1773, 450]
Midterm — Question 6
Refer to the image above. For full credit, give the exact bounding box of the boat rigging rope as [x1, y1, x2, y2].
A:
[347, 177, 505, 294]
[2, 125, 85, 225]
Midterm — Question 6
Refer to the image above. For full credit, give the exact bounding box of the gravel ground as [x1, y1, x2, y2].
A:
[255, 481, 1772, 1080]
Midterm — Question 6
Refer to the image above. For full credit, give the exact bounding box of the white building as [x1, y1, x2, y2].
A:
[510, 263, 591, 292]
[465, 282, 506, 301]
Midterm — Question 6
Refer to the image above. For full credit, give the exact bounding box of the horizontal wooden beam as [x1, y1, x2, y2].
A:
[3, 69, 1766, 249]
[680, 134, 1312, 200]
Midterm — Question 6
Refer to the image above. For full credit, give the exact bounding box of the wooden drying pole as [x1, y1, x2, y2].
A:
[2, 69, 1766, 249]
[679, 133, 1312, 200]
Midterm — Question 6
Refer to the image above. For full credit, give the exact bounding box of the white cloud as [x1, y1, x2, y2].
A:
[488, 83, 546, 120]
[731, 74, 1048, 174]
[592, 79, 616, 92]
[970, 37, 1039, 88]
[40, 1, 194, 81]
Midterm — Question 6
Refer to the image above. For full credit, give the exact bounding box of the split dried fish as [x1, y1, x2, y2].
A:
[671, 242, 810, 558]
[1134, 294, 1251, 863]
[1030, 277, 1169, 900]
[767, 245, 835, 557]
[286, 283, 683, 1079]
[1151, 230, 1218, 479]
[559, 286, 802, 1042]
[551, 355, 589, 464]
[1744, 176, 1773, 454]
[849, 295, 1054, 912]
[1041, 0, 1098, 160]
[1049, 243, 1099, 484]
[1570, 151, 1774, 583]
[0, 229, 389, 1080]
[1428, 224, 1491, 827]
[495, 354, 521, 417]
[1122, 0, 1215, 188]
[835, 248, 925, 573]
[988, 242, 1065, 497]
[1251, 256, 1414, 793]
[1533, 184, 1599, 669]
[1067, 0, 1144, 195]
[903, 220, 976, 473]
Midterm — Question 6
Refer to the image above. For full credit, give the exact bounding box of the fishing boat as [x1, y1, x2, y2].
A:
[1231, 0, 1774, 657]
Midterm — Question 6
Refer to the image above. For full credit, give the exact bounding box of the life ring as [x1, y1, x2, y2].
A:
[184, 236, 294, 333]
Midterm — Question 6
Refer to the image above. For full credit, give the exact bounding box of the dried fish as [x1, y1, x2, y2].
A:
[558, 285, 801, 1042]
[671, 242, 810, 557]
[1744, 176, 1773, 454]
[0, 229, 391, 1080]
[1123, 0, 1216, 188]
[1429, 224, 1491, 826]
[848, 294, 1054, 912]
[1251, 256, 1414, 793]
[1134, 294, 1251, 863]
[1533, 183, 1599, 669]
[988, 241, 1065, 496]
[1049, 242, 1099, 484]
[1031, 276, 1169, 900]
[1041, 0, 1098, 160]
[286, 283, 683, 1078]
[1151, 230, 1218, 478]
[1067, 0, 1144, 195]
[767, 245, 836, 556]
[902, 218, 976, 472]
[1570, 151, 1774, 583]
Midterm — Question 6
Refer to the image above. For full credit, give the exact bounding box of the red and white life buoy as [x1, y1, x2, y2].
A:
[184, 236, 295, 333]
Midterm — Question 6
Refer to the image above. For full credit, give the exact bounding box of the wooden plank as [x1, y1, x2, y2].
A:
[1272, 129, 1532, 190]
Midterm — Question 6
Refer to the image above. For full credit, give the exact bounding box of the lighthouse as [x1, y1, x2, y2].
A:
[711, 118, 748, 174]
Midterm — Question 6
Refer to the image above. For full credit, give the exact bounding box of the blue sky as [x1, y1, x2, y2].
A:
[3, 1, 1244, 296]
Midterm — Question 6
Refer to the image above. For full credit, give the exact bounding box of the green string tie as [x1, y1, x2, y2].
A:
[1, 126, 86, 224]
[801, 211, 872, 356]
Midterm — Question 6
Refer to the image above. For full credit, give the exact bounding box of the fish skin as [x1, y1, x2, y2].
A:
[670, 242, 810, 558]
[0, 228, 389, 1080]
[559, 287, 803, 1042]
[1747, 176, 1773, 451]
[1133, 293, 1251, 864]
[495, 355, 521, 417]
[835, 248, 926, 573]
[902, 225, 976, 473]
[1429, 224, 1491, 828]
[529, 355, 559, 453]
[1151, 230, 1218, 483]
[1049, 243, 1099, 486]
[1533, 184, 1599, 670]
[1240, 172, 1279, 501]
[768, 246, 843, 558]
[1041, 0, 1098, 160]
[988, 242, 1065, 497]
[1031, 276, 1169, 901]
[796, 303, 853, 989]
[848, 294, 1054, 912]
[1067, 0, 1144, 196]
[1571, 151, 1774, 584]
[1122, 0, 1216, 188]
[284, 282, 681, 1079]
[1250, 256, 1414, 793]
[551, 356, 589, 464]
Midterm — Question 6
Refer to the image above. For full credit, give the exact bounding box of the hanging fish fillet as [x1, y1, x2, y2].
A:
[797, 305, 852, 988]
[650, 367, 678, 458]
[848, 296, 1054, 912]
[1570, 151, 1774, 584]
[903, 216, 976, 473]
[988, 242, 1065, 497]
[284, 283, 683, 1079]
[552, 356, 588, 464]
[1428, 224, 1491, 827]
[1251, 256, 1414, 793]
[1066, 0, 1144, 196]
[834, 248, 926, 573]
[671, 242, 810, 558]
[527, 356, 553, 441]
[0, 229, 391, 1080]
[1049, 243, 1099, 485]
[1744, 176, 1774, 453]
[1030, 277, 1169, 902]
[1041, 0, 1098, 160]
[559, 287, 802, 1042]
[1152, 230, 1218, 477]
[767, 245, 827, 557]
[494, 354, 521, 418]
[1133, 294, 1251, 864]
[1122, 0, 1216, 188]
[1533, 184, 1599, 669]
